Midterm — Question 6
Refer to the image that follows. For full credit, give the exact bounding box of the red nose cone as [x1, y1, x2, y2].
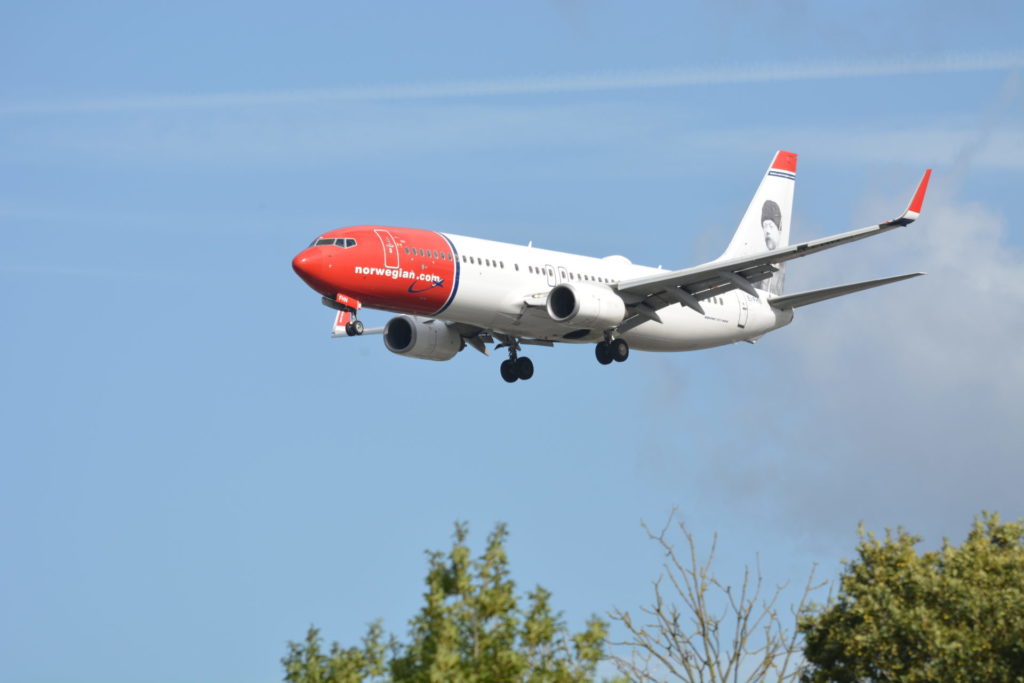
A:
[292, 248, 333, 294]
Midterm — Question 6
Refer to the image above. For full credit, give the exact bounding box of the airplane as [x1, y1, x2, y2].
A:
[292, 151, 930, 383]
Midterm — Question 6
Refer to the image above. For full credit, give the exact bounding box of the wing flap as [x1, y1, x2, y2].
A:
[768, 273, 924, 310]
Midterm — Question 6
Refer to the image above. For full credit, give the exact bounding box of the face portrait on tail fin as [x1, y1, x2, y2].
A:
[761, 199, 782, 251]
[760, 199, 785, 296]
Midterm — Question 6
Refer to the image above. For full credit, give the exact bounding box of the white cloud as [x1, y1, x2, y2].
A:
[723, 190, 1024, 543]
[7, 98, 1024, 176]
[2, 51, 1022, 115]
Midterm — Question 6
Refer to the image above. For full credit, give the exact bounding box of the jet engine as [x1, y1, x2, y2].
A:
[546, 282, 627, 329]
[383, 315, 463, 361]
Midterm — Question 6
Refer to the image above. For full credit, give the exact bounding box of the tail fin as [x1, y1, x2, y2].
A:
[719, 150, 797, 296]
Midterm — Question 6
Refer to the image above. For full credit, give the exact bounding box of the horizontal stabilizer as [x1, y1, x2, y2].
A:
[768, 273, 924, 310]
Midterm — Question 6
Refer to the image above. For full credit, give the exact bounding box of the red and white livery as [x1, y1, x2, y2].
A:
[292, 152, 931, 382]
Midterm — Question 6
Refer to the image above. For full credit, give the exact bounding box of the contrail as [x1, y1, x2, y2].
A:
[3, 51, 1023, 115]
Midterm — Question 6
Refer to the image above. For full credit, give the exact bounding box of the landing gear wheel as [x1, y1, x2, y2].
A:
[595, 342, 613, 365]
[500, 360, 518, 383]
[611, 338, 629, 362]
[515, 356, 534, 380]
[349, 319, 365, 336]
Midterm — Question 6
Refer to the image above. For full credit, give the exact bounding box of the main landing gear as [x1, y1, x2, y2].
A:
[595, 338, 629, 365]
[498, 339, 534, 383]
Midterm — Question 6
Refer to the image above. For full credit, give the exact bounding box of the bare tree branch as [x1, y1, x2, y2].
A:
[609, 510, 826, 683]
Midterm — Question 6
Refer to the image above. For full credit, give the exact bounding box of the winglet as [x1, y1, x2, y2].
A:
[894, 169, 931, 224]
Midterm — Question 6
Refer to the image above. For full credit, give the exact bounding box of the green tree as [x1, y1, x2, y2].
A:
[798, 512, 1024, 682]
[283, 523, 618, 683]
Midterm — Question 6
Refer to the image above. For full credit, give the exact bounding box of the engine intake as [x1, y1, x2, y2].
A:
[383, 315, 463, 361]
[546, 283, 627, 329]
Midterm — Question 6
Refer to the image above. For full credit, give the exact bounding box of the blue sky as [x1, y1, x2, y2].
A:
[2, 2, 1023, 681]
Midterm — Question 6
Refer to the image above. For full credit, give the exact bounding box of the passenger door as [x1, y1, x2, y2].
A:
[375, 229, 400, 269]
[545, 264, 557, 287]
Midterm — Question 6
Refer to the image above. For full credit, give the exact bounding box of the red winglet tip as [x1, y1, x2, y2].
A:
[771, 150, 798, 173]
[908, 169, 932, 214]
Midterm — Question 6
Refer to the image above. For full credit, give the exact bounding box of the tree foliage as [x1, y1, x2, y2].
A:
[798, 512, 1024, 682]
[609, 513, 823, 682]
[283, 523, 616, 683]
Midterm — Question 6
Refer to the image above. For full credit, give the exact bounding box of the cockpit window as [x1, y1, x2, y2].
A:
[312, 237, 357, 248]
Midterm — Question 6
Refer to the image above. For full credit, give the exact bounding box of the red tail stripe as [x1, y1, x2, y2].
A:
[771, 150, 798, 173]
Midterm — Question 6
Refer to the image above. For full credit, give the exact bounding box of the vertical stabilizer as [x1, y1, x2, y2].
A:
[719, 150, 797, 296]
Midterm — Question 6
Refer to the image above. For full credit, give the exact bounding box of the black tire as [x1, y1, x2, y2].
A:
[611, 338, 629, 362]
[500, 360, 518, 383]
[515, 356, 534, 380]
[351, 319, 365, 336]
[595, 342, 613, 365]
[344, 321, 355, 336]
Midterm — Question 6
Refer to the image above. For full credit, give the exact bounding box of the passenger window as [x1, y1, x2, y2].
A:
[515, 264, 519, 271]
[462, 255, 467, 263]
[500, 261, 504, 269]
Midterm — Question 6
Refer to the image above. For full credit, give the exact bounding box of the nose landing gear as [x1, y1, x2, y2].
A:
[595, 338, 629, 365]
[497, 338, 534, 383]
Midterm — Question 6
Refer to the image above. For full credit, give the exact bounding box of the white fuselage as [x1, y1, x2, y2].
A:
[440, 233, 793, 352]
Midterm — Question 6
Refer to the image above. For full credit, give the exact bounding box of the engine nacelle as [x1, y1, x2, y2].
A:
[546, 282, 627, 329]
[383, 315, 463, 361]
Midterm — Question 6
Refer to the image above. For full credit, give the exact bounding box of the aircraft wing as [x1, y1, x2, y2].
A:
[614, 169, 931, 317]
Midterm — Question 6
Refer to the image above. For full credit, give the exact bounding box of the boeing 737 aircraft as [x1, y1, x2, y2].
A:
[292, 151, 930, 382]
